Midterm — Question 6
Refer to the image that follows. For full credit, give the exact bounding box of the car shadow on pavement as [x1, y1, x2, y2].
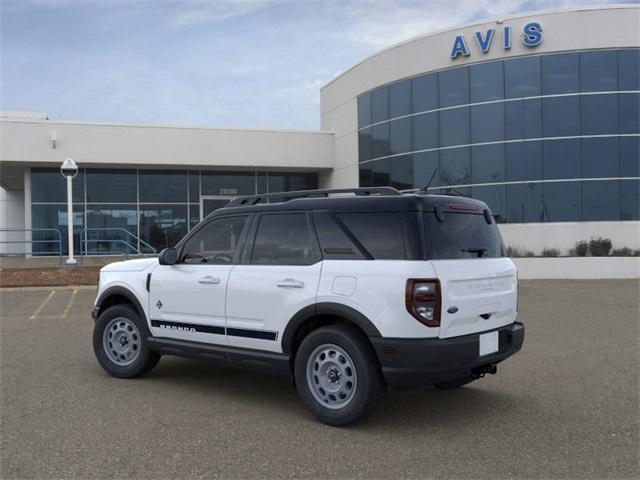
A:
[136, 356, 523, 429]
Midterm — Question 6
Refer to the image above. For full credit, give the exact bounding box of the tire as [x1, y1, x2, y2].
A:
[434, 376, 475, 389]
[93, 304, 160, 378]
[294, 325, 386, 426]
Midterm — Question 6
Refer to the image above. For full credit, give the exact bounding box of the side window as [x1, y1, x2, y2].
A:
[338, 212, 406, 260]
[181, 216, 247, 264]
[313, 212, 365, 260]
[252, 213, 317, 265]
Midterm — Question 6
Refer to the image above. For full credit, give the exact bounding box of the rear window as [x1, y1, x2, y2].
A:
[338, 212, 406, 260]
[423, 212, 505, 259]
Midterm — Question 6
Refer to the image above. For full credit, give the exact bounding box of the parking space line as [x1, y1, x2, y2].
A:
[30, 290, 56, 320]
[60, 289, 78, 319]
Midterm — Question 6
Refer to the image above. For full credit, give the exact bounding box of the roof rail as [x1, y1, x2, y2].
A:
[226, 187, 402, 207]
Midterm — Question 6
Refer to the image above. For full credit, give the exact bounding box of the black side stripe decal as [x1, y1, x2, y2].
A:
[150, 320, 277, 341]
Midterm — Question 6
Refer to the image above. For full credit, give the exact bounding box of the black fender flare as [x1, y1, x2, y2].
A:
[281, 302, 381, 354]
[95, 286, 146, 323]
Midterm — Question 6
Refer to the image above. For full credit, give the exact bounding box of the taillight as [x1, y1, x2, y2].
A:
[405, 279, 441, 327]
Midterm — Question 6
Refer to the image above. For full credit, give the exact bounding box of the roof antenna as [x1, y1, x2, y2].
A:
[420, 168, 438, 193]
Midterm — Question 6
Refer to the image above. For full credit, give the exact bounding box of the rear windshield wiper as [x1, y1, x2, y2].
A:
[461, 247, 487, 258]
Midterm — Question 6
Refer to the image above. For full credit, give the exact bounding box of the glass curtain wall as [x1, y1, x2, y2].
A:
[31, 169, 317, 255]
[358, 48, 640, 223]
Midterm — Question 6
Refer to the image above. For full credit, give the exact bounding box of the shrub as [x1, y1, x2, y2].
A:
[589, 237, 612, 257]
[612, 247, 632, 256]
[541, 248, 561, 257]
[506, 246, 535, 258]
[574, 241, 589, 257]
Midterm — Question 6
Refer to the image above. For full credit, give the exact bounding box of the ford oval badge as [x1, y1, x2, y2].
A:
[447, 306, 459, 314]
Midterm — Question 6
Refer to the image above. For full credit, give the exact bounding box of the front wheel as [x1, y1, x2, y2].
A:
[294, 325, 386, 426]
[93, 304, 160, 378]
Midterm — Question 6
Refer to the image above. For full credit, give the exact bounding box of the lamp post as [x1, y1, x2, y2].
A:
[60, 158, 78, 265]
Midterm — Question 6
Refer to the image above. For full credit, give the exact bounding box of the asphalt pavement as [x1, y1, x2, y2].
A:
[1, 280, 638, 479]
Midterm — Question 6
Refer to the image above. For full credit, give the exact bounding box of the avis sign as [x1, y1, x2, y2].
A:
[450, 22, 543, 59]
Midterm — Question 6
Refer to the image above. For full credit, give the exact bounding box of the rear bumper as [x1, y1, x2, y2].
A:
[370, 322, 524, 390]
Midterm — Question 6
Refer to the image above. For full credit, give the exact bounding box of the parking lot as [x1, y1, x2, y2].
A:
[1, 280, 638, 479]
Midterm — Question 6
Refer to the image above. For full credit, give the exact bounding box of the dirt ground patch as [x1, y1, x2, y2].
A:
[0, 266, 99, 287]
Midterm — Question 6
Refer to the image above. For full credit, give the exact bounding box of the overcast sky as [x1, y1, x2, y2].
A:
[0, 0, 632, 130]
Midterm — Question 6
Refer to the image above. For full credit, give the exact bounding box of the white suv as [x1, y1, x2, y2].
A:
[92, 187, 524, 426]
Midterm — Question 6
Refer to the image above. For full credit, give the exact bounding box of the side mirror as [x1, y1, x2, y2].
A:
[158, 248, 178, 265]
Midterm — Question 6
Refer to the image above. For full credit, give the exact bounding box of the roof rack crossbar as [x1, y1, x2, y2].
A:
[226, 187, 402, 207]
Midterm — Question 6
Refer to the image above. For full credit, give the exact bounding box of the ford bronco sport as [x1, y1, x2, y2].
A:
[92, 187, 524, 426]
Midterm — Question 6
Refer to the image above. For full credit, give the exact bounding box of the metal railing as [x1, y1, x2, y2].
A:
[0, 228, 64, 264]
[79, 228, 157, 262]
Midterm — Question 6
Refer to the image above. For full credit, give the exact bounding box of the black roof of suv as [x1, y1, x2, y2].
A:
[209, 187, 492, 218]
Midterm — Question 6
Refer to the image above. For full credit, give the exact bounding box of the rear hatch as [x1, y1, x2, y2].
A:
[423, 205, 518, 339]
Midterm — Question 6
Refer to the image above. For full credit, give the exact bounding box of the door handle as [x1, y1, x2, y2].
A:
[198, 276, 221, 285]
[277, 278, 304, 288]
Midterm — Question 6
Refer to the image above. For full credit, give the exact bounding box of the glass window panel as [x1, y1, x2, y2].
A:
[139, 170, 187, 203]
[389, 79, 411, 118]
[542, 96, 580, 137]
[412, 151, 440, 189]
[338, 213, 406, 260]
[505, 56, 541, 98]
[256, 172, 268, 194]
[313, 212, 366, 260]
[412, 112, 438, 151]
[582, 137, 619, 178]
[620, 92, 639, 134]
[439, 67, 469, 108]
[506, 142, 543, 181]
[389, 117, 412, 155]
[506, 183, 544, 223]
[412, 74, 438, 113]
[86, 205, 138, 255]
[472, 184, 506, 221]
[543, 139, 581, 180]
[358, 93, 372, 128]
[470, 61, 504, 102]
[86, 169, 136, 203]
[31, 204, 84, 256]
[541, 52, 579, 94]
[581, 50, 617, 92]
[371, 123, 390, 158]
[139, 205, 187, 250]
[619, 49, 640, 91]
[439, 108, 469, 147]
[470, 103, 504, 143]
[621, 179, 640, 220]
[359, 163, 373, 187]
[188, 171, 200, 203]
[390, 155, 413, 190]
[371, 87, 389, 123]
[201, 171, 254, 196]
[505, 98, 542, 140]
[582, 180, 620, 221]
[621, 137, 640, 177]
[252, 214, 316, 265]
[31, 168, 85, 203]
[542, 181, 581, 222]
[372, 159, 390, 186]
[581, 94, 619, 135]
[471, 144, 505, 184]
[268, 173, 317, 193]
[440, 147, 471, 186]
[189, 204, 200, 229]
[182, 215, 248, 264]
[358, 128, 373, 162]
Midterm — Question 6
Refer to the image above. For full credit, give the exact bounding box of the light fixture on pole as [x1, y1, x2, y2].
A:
[60, 158, 78, 265]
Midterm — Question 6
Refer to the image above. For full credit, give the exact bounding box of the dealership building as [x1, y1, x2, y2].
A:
[1, 5, 638, 257]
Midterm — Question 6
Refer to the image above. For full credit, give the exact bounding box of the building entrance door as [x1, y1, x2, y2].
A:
[200, 196, 233, 221]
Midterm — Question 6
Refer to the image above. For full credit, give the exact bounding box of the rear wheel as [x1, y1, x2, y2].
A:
[93, 304, 160, 378]
[294, 325, 385, 426]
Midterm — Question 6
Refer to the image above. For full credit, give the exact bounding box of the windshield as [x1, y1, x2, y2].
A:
[423, 211, 505, 259]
